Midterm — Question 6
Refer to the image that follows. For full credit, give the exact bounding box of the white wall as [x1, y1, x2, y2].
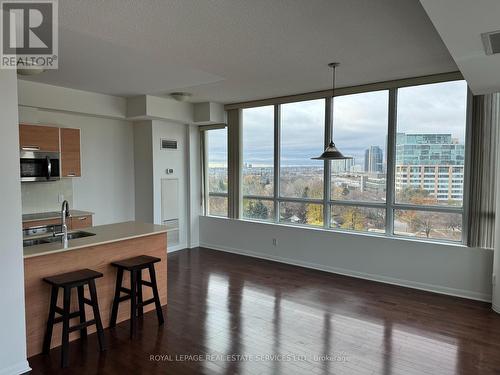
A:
[18, 80, 127, 119]
[200, 217, 494, 301]
[21, 179, 73, 214]
[152, 120, 189, 250]
[18, 107, 135, 225]
[133, 121, 154, 223]
[0, 72, 30, 374]
[187, 125, 202, 248]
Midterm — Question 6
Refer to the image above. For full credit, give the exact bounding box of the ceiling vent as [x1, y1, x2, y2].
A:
[161, 139, 178, 150]
[481, 30, 500, 55]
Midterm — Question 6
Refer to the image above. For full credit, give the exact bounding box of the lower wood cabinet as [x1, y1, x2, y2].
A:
[70, 215, 92, 229]
[22, 218, 61, 230]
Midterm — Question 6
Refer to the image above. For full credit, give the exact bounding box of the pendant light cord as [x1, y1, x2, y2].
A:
[329, 62, 339, 146]
[331, 64, 336, 144]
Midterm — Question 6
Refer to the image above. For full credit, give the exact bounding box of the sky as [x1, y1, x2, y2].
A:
[208, 80, 468, 167]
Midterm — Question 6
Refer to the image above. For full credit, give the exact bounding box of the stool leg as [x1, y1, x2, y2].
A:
[61, 286, 71, 368]
[42, 286, 59, 354]
[88, 279, 106, 351]
[77, 285, 88, 339]
[137, 269, 144, 317]
[109, 268, 123, 328]
[130, 270, 137, 337]
[148, 264, 164, 325]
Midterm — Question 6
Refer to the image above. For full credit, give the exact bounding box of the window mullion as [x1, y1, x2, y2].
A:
[274, 104, 281, 223]
[386, 88, 398, 236]
[324, 97, 332, 229]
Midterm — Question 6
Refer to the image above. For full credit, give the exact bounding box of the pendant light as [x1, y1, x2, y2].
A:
[312, 62, 352, 160]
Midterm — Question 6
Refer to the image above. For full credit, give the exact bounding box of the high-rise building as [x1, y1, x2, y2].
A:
[331, 158, 355, 173]
[364, 146, 383, 173]
[395, 133, 465, 202]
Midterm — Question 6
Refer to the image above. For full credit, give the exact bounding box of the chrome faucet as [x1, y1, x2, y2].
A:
[54, 200, 70, 246]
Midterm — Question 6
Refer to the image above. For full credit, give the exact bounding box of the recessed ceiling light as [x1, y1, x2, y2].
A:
[16, 62, 46, 76]
[169, 92, 192, 102]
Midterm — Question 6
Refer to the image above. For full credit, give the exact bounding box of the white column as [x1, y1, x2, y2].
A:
[492, 93, 500, 313]
[0, 70, 31, 374]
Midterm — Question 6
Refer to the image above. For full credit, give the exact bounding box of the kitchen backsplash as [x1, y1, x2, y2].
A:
[21, 179, 73, 214]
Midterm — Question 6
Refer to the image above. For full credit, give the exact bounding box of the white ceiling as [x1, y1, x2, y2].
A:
[420, 0, 500, 95]
[21, 0, 458, 103]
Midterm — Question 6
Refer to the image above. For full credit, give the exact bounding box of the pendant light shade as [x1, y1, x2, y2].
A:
[312, 62, 351, 160]
[311, 141, 351, 160]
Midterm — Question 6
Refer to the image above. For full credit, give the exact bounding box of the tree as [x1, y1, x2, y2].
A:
[414, 212, 435, 238]
[341, 208, 365, 231]
[447, 214, 462, 233]
[246, 200, 269, 220]
[306, 204, 323, 225]
[296, 187, 310, 223]
[398, 187, 438, 205]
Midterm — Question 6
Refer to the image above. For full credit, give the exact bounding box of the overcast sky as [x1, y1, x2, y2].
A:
[208, 80, 467, 167]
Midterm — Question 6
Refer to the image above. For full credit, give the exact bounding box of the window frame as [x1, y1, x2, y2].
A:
[202, 125, 229, 218]
[205, 74, 471, 245]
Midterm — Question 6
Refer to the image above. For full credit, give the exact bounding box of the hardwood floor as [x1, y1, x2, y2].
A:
[28, 247, 500, 374]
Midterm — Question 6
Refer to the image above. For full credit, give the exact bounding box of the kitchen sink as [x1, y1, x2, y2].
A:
[23, 231, 96, 247]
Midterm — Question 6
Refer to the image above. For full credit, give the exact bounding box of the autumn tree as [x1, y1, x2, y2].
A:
[341, 208, 365, 231]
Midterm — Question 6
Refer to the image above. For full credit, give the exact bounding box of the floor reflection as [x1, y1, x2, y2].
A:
[28, 248, 500, 375]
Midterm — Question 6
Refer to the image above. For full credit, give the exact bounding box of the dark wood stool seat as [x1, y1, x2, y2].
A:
[110, 255, 164, 337]
[111, 255, 161, 270]
[42, 268, 106, 368]
[44, 269, 103, 287]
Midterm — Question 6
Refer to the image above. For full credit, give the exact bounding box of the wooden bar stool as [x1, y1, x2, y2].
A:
[109, 255, 164, 337]
[42, 268, 106, 368]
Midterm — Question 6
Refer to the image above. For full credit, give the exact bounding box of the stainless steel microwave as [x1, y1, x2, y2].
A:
[20, 150, 61, 182]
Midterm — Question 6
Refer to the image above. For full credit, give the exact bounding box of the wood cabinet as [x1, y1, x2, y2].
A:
[22, 218, 61, 230]
[70, 215, 92, 229]
[23, 214, 93, 230]
[19, 124, 60, 152]
[60, 128, 81, 177]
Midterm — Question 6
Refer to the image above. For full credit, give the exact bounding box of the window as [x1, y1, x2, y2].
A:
[206, 128, 228, 217]
[280, 99, 325, 200]
[205, 78, 469, 243]
[394, 210, 462, 241]
[279, 202, 323, 227]
[331, 91, 388, 202]
[331, 205, 385, 233]
[242, 106, 275, 220]
[395, 81, 467, 207]
[393, 81, 467, 241]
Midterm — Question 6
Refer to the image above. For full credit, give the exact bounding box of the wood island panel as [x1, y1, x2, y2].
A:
[24, 232, 167, 357]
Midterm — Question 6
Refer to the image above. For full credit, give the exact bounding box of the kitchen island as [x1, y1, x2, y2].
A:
[24, 221, 167, 357]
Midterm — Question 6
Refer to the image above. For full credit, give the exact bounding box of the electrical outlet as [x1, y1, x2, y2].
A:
[58, 193, 64, 203]
[272, 238, 277, 246]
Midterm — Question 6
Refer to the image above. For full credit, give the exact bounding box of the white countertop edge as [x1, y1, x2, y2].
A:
[24, 229, 167, 259]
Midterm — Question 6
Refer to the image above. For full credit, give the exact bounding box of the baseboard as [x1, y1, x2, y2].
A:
[493, 303, 500, 314]
[167, 243, 188, 253]
[200, 242, 492, 303]
[0, 360, 31, 375]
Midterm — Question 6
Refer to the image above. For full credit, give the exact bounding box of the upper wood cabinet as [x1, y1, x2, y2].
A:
[60, 128, 81, 177]
[19, 124, 60, 152]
